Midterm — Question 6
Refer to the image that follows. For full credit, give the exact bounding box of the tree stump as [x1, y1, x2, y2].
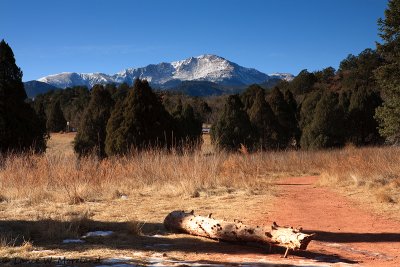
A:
[164, 210, 315, 257]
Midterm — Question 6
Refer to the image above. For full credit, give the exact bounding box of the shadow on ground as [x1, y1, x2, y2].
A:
[0, 219, 359, 265]
[306, 230, 400, 243]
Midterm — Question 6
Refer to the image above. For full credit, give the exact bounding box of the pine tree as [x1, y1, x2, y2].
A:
[210, 95, 255, 151]
[299, 90, 322, 131]
[241, 84, 265, 111]
[74, 85, 114, 157]
[0, 40, 47, 153]
[34, 101, 49, 139]
[289, 69, 317, 95]
[314, 67, 336, 84]
[196, 99, 212, 123]
[374, 0, 400, 143]
[46, 100, 66, 132]
[173, 103, 203, 150]
[347, 87, 383, 145]
[283, 89, 301, 146]
[300, 92, 346, 149]
[248, 89, 279, 150]
[267, 87, 297, 147]
[105, 79, 173, 155]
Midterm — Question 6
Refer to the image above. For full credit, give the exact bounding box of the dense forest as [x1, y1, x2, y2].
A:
[1, 0, 399, 155]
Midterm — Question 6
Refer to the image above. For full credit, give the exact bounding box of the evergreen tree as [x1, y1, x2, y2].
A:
[105, 79, 173, 155]
[299, 90, 322, 131]
[172, 103, 203, 149]
[300, 92, 346, 149]
[195, 99, 212, 123]
[248, 89, 279, 150]
[339, 49, 383, 91]
[375, 0, 400, 143]
[347, 87, 383, 145]
[241, 84, 265, 111]
[210, 95, 255, 151]
[46, 100, 66, 132]
[34, 101, 49, 139]
[0, 40, 47, 153]
[74, 85, 114, 157]
[314, 67, 336, 84]
[111, 82, 130, 103]
[33, 86, 90, 130]
[267, 87, 297, 147]
[283, 89, 301, 145]
[289, 69, 317, 95]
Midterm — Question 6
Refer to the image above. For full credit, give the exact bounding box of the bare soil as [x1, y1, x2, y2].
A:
[260, 176, 400, 266]
[1, 134, 399, 266]
[2, 175, 399, 266]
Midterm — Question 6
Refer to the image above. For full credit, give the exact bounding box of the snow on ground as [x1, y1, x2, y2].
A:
[62, 239, 85, 244]
[82, 230, 114, 238]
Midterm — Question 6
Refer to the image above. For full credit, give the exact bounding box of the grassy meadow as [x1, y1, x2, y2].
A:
[0, 133, 399, 263]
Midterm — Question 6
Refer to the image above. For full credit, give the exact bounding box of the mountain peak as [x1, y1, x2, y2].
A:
[268, 72, 295, 81]
[196, 54, 225, 59]
[35, 55, 291, 89]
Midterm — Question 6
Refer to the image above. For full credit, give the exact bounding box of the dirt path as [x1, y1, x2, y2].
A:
[260, 176, 400, 266]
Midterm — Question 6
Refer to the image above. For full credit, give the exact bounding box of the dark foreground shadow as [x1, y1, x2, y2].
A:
[306, 230, 400, 243]
[0, 257, 356, 267]
[0, 257, 347, 267]
[0, 219, 358, 265]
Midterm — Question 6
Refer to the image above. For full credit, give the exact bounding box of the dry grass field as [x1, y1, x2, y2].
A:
[0, 133, 399, 266]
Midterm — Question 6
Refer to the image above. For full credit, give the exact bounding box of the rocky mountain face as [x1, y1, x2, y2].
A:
[26, 55, 293, 97]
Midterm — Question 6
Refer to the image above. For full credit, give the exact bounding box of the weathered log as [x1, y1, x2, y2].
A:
[164, 210, 315, 257]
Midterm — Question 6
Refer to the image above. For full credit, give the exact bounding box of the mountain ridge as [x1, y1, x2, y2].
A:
[37, 54, 293, 89]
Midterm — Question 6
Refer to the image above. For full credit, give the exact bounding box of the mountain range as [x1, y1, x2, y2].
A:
[25, 54, 294, 97]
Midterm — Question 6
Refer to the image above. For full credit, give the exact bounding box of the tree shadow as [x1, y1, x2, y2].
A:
[0, 257, 351, 267]
[0, 219, 358, 265]
[306, 230, 400, 243]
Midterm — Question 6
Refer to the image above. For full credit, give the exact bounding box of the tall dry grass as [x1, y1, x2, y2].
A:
[318, 146, 400, 204]
[0, 149, 325, 204]
[0, 144, 399, 205]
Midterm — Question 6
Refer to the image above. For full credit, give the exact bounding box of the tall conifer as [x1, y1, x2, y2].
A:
[0, 40, 47, 153]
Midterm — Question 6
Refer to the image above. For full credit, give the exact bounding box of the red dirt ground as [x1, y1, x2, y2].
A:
[258, 176, 400, 266]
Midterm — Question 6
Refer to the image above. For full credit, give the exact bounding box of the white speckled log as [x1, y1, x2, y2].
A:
[164, 210, 315, 257]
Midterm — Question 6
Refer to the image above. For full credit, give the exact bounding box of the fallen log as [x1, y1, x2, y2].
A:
[164, 210, 315, 257]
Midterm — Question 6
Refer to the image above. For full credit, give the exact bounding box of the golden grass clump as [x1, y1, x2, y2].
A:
[0, 133, 399, 210]
[375, 190, 395, 204]
[125, 216, 145, 236]
[318, 146, 400, 206]
[0, 149, 326, 204]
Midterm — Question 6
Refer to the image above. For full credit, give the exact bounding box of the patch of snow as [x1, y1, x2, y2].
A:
[148, 234, 165, 238]
[62, 239, 85, 244]
[82, 231, 113, 238]
[268, 72, 295, 81]
[103, 257, 134, 263]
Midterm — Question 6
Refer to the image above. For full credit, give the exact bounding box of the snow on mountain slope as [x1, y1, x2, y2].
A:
[37, 55, 289, 89]
[38, 72, 114, 88]
[268, 73, 295, 82]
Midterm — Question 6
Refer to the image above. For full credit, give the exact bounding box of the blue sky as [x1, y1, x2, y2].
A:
[0, 0, 388, 81]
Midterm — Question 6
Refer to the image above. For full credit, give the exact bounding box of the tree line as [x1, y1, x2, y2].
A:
[211, 0, 400, 150]
[0, 0, 399, 155]
[211, 48, 386, 151]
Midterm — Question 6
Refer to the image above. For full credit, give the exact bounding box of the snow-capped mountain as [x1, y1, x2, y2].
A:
[268, 73, 295, 82]
[38, 72, 115, 88]
[37, 55, 278, 89]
